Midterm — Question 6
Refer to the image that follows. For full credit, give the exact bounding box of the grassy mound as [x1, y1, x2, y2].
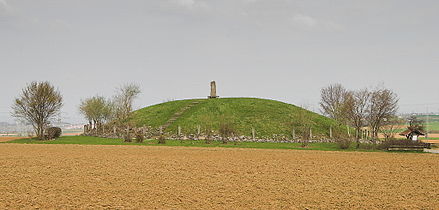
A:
[128, 98, 346, 139]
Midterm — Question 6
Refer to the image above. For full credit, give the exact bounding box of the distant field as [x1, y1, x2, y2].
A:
[417, 115, 439, 132]
[0, 144, 437, 209]
[427, 122, 439, 132]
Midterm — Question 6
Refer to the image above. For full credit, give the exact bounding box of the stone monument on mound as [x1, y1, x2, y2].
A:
[208, 81, 219, 99]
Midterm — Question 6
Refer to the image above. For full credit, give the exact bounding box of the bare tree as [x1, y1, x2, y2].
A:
[407, 115, 425, 132]
[367, 87, 399, 140]
[79, 96, 113, 130]
[219, 117, 236, 144]
[345, 89, 370, 148]
[12, 81, 63, 140]
[319, 84, 350, 123]
[382, 116, 404, 140]
[113, 84, 141, 120]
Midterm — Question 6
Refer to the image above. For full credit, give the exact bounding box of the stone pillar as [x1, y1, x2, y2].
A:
[208, 81, 219, 98]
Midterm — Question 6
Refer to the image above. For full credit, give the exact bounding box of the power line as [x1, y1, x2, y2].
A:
[400, 102, 439, 106]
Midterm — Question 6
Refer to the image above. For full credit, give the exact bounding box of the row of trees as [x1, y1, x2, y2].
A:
[11, 81, 141, 140]
[79, 84, 141, 131]
[320, 84, 399, 147]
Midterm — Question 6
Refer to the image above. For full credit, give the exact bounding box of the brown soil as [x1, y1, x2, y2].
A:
[0, 137, 27, 142]
[0, 144, 438, 209]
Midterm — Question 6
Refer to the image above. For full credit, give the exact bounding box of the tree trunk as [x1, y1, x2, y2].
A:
[355, 128, 361, 149]
[36, 123, 44, 140]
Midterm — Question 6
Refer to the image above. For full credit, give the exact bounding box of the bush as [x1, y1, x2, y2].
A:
[123, 132, 132, 142]
[158, 135, 166, 144]
[336, 138, 351, 150]
[44, 127, 62, 140]
[135, 132, 144, 143]
[219, 121, 235, 144]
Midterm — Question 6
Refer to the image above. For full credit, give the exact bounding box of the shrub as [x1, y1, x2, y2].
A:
[135, 132, 144, 143]
[358, 143, 378, 150]
[158, 135, 166, 144]
[336, 138, 351, 150]
[123, 132, 132, 142]
[44, 127, 62, 140]
[219, 121, 235, 144]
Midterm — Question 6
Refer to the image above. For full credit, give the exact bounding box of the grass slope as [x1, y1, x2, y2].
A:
[128, 98, 345, 138]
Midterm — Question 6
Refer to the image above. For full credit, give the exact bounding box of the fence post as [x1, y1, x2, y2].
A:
[252, 127, 256, 140]
[329, 126, 333, 139]
[347, 125, 351, 137]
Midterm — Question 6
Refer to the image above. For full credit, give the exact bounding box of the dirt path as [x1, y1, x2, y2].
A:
[0, 144, 438, 209]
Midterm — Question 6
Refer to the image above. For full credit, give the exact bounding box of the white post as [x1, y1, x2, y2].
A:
[329, 126, 333, 139]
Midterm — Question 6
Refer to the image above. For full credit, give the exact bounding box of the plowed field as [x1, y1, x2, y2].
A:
[0, 144, 438, 209]
[0, 137, 27, 142]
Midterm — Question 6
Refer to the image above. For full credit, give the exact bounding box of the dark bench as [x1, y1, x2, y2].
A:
[387, 144, 431, 151]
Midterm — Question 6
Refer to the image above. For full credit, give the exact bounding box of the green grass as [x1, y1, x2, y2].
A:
[1, 135, 409, 153]
[5, 136, 131, 145]
[414, 115, 439, 132]
[427, 121, 439, 132]
[127, 98, 346, 139]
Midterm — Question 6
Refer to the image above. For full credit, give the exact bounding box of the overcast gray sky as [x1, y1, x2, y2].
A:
[1, 0, 438, 123]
